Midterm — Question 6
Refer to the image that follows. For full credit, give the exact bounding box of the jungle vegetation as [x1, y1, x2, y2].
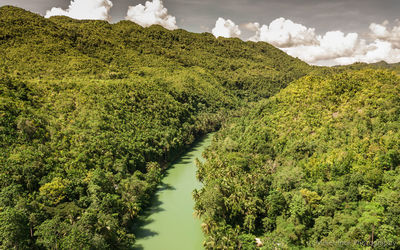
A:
[195, 69, 400, 249]
[0, 5, 311, 249]
[1, 5, 399, 250]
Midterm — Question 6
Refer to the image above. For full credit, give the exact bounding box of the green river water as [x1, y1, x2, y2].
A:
[133, 134, 213, 250]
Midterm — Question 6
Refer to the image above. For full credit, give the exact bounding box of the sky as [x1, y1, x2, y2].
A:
[1, 0, 400, 66]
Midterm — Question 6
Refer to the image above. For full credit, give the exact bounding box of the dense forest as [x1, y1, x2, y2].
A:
[0, 6, 311, 249]
[195, 69, 400, 249]
[1, 5, 400, 250]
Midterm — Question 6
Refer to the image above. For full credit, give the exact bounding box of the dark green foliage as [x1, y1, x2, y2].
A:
[195, 70, 400, 249]
[0, 207, 30, 249]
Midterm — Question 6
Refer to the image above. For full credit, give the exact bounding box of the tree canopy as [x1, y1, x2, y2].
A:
[0, 5, 313, 248]
[195, 69, 400, 249]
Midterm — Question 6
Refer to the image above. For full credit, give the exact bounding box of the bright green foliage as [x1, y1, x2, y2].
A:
[39, 177, 70, 205]
[195, 70, 400, 249]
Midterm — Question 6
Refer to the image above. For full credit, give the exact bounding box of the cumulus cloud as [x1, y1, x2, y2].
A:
[243, 22, 260, 32]
[370, 22, 390, 38]
[244, 17, 400, 65]
[45, 0, 113, 21]
[212, 18, 241, 38]
[283, 30, 400, 65]
[282, 31, 362, 63]
[334, 40, 400, 65]
[248, 18, 318, 47]
[126, 0, 177, 30]
[369, 20, 400, 48]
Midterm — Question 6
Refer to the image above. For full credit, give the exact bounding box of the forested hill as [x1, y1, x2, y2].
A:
[0, 6, 312, 249]
[0, 5, 311, 100]
[195, 69, 400, 249]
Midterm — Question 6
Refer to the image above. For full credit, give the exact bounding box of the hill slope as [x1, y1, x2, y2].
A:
[0, 5, 311, 100]
[195, 69, 400, 249]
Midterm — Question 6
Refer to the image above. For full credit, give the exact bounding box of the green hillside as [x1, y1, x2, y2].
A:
[195, 69, 400, 249]
[0, 6, 312, 249]
[0, 5, 311, 100]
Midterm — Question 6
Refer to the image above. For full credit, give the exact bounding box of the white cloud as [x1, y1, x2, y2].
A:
[335, 40, 400, 65]
[243, 22, 260, 32]
[283, 30, 400, 66]
[369, 22, 390, 38]
[249, 18, 318, 47]
[45, 0, 113, 21]
[245, 17, 400, 66]
[319, 31, 359, 57]
[212, 18, 241, 38]
[369, 20, 400, 49]
[283, 31, 362, 63]
[126, 0, 177, 30]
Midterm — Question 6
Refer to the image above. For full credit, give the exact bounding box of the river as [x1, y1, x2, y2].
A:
[133, 133, 213, 250]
